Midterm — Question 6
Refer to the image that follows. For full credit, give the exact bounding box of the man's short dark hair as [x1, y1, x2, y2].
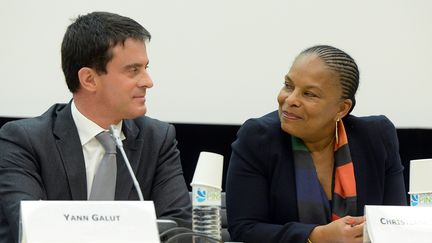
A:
[61, 11, 151, 93]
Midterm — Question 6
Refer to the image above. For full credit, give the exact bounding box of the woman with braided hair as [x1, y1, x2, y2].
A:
[226, 45, 407, 243]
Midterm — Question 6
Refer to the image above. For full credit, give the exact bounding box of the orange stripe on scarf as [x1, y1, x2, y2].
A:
[334, 120, 348, 150]
[334, 163, 357, 197]
[332, 120, 357, 220]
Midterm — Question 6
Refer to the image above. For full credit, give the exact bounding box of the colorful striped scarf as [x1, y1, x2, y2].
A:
[293, 120, 357, 224]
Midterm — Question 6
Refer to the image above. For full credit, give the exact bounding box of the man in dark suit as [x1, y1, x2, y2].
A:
[0, 12, 191, 243]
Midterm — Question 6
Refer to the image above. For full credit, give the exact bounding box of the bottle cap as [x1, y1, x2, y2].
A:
[191, 151, 224, 190]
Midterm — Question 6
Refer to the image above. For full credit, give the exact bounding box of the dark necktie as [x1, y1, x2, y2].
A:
[89, 131, 117, 200]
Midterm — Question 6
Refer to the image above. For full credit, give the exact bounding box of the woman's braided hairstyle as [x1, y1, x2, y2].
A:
[299, 45, 360, 114]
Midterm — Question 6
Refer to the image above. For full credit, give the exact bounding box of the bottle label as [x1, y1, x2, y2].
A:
[192, 186, 221, 206]
[410, 193, 432, 206]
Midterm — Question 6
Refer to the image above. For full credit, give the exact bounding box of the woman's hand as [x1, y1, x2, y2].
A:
[309, 216, 365, 243]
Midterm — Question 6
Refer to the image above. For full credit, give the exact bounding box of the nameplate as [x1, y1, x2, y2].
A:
[20, 201, 160, 243]
[363, 205, 432, 243]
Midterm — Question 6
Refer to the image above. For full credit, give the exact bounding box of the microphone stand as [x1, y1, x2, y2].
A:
[111, 126, 192, 243]
[109, 125, 144, 201]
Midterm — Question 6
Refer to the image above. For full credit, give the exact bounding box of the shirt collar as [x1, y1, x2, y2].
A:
[71, 100, 124, 146]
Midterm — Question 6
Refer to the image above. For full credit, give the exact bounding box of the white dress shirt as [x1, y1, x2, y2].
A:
[70, 101, 125, 199]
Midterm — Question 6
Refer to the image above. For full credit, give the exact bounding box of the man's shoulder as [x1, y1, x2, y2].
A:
[123, 115, 173, 140]
[0, 103, 69, 133]
[129, 115, 170, 130]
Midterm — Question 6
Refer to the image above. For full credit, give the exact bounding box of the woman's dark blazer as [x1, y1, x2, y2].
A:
[226, 111, 407, 243]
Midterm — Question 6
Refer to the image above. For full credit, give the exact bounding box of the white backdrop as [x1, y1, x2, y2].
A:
[0, 0, 431, 128]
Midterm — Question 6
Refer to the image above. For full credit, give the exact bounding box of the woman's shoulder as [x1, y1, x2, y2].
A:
[242, 110, 280, 129]
[236, 111, 283, 140]
[344, 114, 395, 129]
[344, 114, 397, 139]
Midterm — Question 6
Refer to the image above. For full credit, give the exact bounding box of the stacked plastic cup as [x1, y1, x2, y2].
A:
[409, 158, 432, 206]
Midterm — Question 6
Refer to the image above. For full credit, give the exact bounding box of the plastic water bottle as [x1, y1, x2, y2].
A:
[191, 152, 224, 242]
[192, 185, 222, 242]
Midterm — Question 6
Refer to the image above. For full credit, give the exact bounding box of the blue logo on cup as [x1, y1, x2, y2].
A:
[196, 188, 206, 202]
[411, 194, 419, 206]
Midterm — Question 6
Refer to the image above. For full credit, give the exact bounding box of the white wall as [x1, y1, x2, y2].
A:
[0, 0, 431, 128]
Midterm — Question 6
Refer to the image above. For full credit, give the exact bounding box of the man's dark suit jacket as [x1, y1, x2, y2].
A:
[0, 103, 192, 243]
[226, 111, 407, 243]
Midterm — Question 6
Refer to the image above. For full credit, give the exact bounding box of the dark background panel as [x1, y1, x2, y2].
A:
[1, 117, 432, 199]
[396, 129, 432, 197]
[173, 123, 239, 191]
[176, 124, 432, 200]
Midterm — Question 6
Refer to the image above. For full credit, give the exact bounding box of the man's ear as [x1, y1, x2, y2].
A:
[337, 99, 353, 119]
[77, 67, 98, 92]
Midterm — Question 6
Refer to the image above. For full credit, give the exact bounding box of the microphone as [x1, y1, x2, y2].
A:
[109, 125, 144, 201]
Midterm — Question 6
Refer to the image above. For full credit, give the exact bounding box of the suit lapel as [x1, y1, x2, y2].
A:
[53, 103, 88, 200]
[115, 119, 144, 200]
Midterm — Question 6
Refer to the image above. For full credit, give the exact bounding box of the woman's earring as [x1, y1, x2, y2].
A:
[335, 118, 339, 143]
